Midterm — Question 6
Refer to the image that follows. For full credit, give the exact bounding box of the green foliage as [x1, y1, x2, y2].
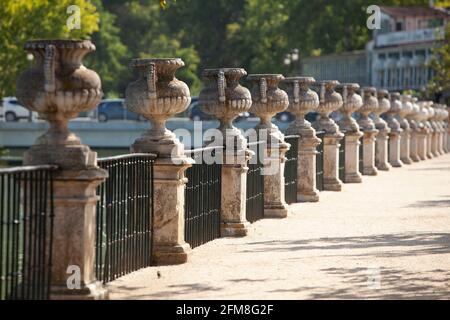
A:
[428, 22, 450, 102]
[0, 0, 99, 98]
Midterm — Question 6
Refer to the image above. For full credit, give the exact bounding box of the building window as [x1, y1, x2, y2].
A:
[396, 22, 403, 31]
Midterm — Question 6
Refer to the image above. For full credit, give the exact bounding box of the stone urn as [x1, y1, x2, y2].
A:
[247, 74, 289, 144]
[311, 80, 343, 135]
[400, 95, 413, 125]
[336, 83, 363, 133]
[375, 89, 391, 132]
[16, 39, 103, 168]
[358, 87, 379, 131]
[199, 68, 252, 149]
[399, 94, 413, 164]
[387, 92, 403, 133]
[125, 58, 191, 158]
[282, 76, 319, 135]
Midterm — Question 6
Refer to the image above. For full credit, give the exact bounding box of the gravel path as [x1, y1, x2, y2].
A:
[109, 154, 450, 300]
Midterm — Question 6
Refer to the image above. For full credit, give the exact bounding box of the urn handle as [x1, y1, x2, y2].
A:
[260, 78, 267, 103]
[146, 63, 157, 99]
[319, 83, 325, 104]
[293, 81, 300, 104]
[44, 45, 56, 93]
[217, 70, 226, 103]
[342, 85, 348, 104]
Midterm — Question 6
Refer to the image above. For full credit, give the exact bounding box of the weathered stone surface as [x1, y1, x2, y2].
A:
[284, 77, 320, 201]
[375, 90, 391, 171]
[399, 95, 413, 164]
[387, 92, 403, 167]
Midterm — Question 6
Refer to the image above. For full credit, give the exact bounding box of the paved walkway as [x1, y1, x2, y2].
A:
[109, 154, 450, 300]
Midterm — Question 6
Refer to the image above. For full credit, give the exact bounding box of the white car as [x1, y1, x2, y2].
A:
[1, 97, 37, 122]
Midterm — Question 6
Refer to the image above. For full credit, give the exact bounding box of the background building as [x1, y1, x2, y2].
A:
[302, 5, 449, 92]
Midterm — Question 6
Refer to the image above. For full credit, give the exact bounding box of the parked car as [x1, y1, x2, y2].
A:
[275, 111, 295, 123]
[1, 97, 36, 122]
[95, 99, 143, 122]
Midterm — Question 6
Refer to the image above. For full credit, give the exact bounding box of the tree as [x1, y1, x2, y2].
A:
[428, 22, 450, 103]
[0, 0, 99, 98]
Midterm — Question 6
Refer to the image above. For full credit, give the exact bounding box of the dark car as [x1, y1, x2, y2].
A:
[96, 99, 143, 122]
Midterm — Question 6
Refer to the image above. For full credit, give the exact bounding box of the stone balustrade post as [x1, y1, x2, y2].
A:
[445, 107, 449, 153]
[407, 97, 421, 162]
[17, 40, 108, 299]
[424, 102, 435, 159]
[248, 74, 290, 218]
[375, 90, 392, 170]
[283, 77, 321, 201]
[312, 80, 344, 191]
[437, 105, 446, 154]
[399, 94, 413, 164]
[416, 102, 429, 161]
[387, 92, 403, 167]
[199, 68, 253, 236]
[336, 83, 363, 182]
[357, 87, 379, 175]
[429, 104, 440, 157]
[125, 58, 194, 265]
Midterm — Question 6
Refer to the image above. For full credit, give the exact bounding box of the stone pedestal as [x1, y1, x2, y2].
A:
[431, 123, 440, 157]
[387, 92, 403, 167]
[399, 95, 413, 164]
[221, 148, 252, 236]
[375, 131, 390, 170]
[343, 133, 363, 182]
[263, 142, 290, 218]
[416, 130, 428, 161]
[283, 76, 320, 201]
[388, 132, 403, 167]
[323, 134, 344, 191]
[361, 131, 378, 175]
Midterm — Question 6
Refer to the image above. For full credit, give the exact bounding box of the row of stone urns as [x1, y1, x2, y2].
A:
[14, 40, 448, 129]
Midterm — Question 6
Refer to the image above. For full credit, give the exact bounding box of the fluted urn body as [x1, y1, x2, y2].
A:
[283, 77, 319, 133]
[399, 95, 413, 127]
[16, 40, 102, 147]
[248, 74, 288, 143]
[125, 58, 191, 157]
[311, 80, 343, 135]
[199, 68, 252, 149]
[336, 83, 363, 133]
[358, 87, 379, 132]
[375, 89, 391, 132]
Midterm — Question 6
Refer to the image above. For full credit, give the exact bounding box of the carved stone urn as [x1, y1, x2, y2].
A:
[311, 80, 343, 135]
[16, 39, 108, 299]
[425, 102, 436, 158]
[358, 87, 379, 176]
[416, 101, 429, 160]
[199, 68, 253, 237]
[387, 92, 403, 167]
[336, 83, 363, 133]
[312, 80, 344, 191]
[283, 77, 321, 201]
[436, 104, 446, 154]
[247, 74, 290, 218]
[125, 58, 191, 159]
[16, 40, 103, 169]
[199, 68, 252, 151]
[374, 89, 391, 170]
[283, 77, 319, 136]
[399, 94, 413, 164]
[407, 97, 421, 162]
[336, 83, 363, 183]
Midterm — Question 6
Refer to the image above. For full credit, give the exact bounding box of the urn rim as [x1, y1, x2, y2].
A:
[247, 74, 284, 81]
[336, 83, 360, 90]
[24, 39, 95, 51]
[129, 57, 184, 68]
[202, 68, 247, 77]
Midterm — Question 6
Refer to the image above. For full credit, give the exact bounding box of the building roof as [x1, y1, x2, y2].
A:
[380, 6, 450, 18]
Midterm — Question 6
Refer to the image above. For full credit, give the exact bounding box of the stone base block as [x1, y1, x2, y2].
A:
[264, 204, 290, 219]
[401, 157, 413, 165]
[390, 160, 403, 167]
[221, 221, 250, 238]
[297, 190, 320, 202]
[363, 167, 378, 176]
[376, 163, 391, 171]
[50, 281, 109, 300]
[411, 155, 420, 162]
[152, 243, 191, 266]
[344, 172, 363, 183]
[324, 178, 342, 191]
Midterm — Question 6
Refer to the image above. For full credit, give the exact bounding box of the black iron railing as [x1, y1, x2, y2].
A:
[96, 154, 155, 284]
[184, 147, 222, 249]
[316, 131, 325, 191]
[284, 135, 299, 204]
[339, 133, 346, 182]
[359, 136, 364, 174]
[246, 141, 265, 223]
[0, 165, 56, 300]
